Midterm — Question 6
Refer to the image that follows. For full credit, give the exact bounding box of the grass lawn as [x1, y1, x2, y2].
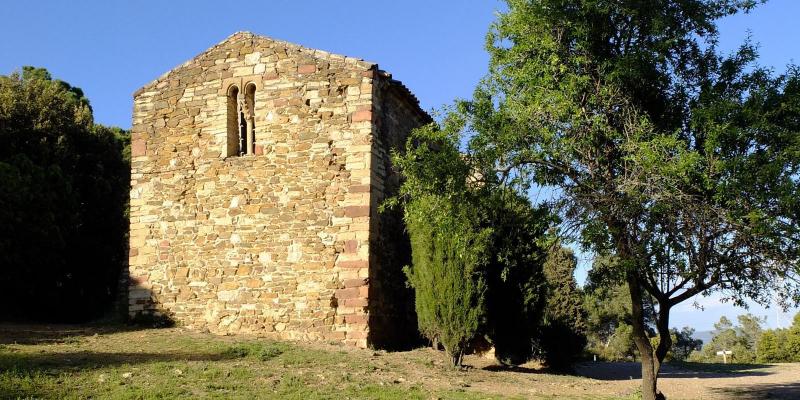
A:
[0, 324, 630, 400]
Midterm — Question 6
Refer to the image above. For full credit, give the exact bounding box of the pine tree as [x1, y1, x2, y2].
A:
[392, 121, 492, 367]
[538, 245, 587, 370]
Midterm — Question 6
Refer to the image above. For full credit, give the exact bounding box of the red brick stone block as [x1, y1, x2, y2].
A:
[344, 240, 359, 253]
[338, 260, 368, 269]
[351, 110, 372, 122]
[254, 144, 264, 155]
[343, 298, 368, 307]
[349, 184, 371, 193]
[131, 138, 146, 157]
[343, 278, 367, 288]
[335, 287, 360, 299]
[298, 64, 317, 74]
[344, 205, 370, 217]
[344, 314, 368, 324]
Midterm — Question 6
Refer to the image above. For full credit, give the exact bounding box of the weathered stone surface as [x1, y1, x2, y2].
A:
[129, 32, 430, 349]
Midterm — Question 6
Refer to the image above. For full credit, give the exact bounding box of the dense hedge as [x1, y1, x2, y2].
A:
[0, 67, 129, 321]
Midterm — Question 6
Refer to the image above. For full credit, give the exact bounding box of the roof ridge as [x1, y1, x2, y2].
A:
[134, 31, 376, 97]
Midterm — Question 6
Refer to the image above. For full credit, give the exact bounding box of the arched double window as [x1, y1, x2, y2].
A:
[226, 83, 256, 156]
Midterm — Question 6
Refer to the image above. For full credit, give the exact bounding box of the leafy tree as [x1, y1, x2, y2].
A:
[737, 314, 766, 358]
[751, 312, 800, 362]
[537, 245, 587, 370]
[671, 327, 703, 361]
[584, 257, 656, 361]
[452, 1, 800, 398]
[484, 191, 550, 366]
[605, 324, 637, 361]
[696, 315, 765, 362]
[786, 312, 800, 359]
[756, 329, 789, 362]
[700, 317, 742, 361]
[0, 67, 130, 321]
[391, 113, 553, 367]
[393, 121, 491, 367]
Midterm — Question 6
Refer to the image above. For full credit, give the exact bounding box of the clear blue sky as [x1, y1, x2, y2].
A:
[2, 0, 798, 331]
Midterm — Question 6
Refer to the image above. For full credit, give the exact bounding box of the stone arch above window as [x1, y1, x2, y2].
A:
[225, 84, 246, 157]
[243, 82, 257, 156]
[222, 77, 261, 158]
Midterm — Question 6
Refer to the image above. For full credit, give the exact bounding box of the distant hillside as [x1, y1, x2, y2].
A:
[693, 330, 713, 346]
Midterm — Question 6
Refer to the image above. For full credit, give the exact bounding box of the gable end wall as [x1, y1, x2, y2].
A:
[128, 33, 379, 347]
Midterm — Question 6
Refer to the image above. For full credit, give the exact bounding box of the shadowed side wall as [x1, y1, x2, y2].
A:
[367, 73, 432, 349]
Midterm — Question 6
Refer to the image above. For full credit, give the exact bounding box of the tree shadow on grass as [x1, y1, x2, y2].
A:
[0, 284, 176, 346]
[574, 361, 773, 381]
[482, 363, 573, 375]
[0, 349, 239, 375]
[0, 319, 172, 345]
[483, 364, 539, 373]
[710, 381, 800, 400]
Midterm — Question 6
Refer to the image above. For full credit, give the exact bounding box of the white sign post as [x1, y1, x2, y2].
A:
[716, 350, 733, 364]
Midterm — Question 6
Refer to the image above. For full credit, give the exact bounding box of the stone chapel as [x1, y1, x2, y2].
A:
[128, 32, 430, 348]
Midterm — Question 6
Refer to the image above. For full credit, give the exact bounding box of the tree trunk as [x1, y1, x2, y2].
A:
[627, 273, 665, 400]
[450, 350, 464, 367]
[654, 301, 673, 377]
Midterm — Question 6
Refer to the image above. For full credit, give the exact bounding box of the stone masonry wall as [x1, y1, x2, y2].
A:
[128, 32, 384, 347]
[367, 74, 432, 348]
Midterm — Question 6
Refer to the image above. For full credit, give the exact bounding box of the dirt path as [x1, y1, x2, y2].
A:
[573, 361, 800, 399]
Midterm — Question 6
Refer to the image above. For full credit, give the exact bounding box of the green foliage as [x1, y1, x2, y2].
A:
[471, 0, 800, 309]
[483, 190, 550, 366]
[787, 313, 800, 358]
[0, 67, 130, 321]
[452, 0, 800, 397]
[604, 324, 637, 362]
[584, 282, 636, 361]
[394, 121, 492, 367]
[694, 315, 765, 363]
[392, 114, 551, 367]
[736, 314, 767, 357]
[756, 329, 788, 363]
[671, 327, 703, 362]
[403, 194, 490, 367]
[584, 257, 657, 361]
[752, 312, 800, 363]
[648, 328, 702, 362]
[537, 245, 587, 370]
